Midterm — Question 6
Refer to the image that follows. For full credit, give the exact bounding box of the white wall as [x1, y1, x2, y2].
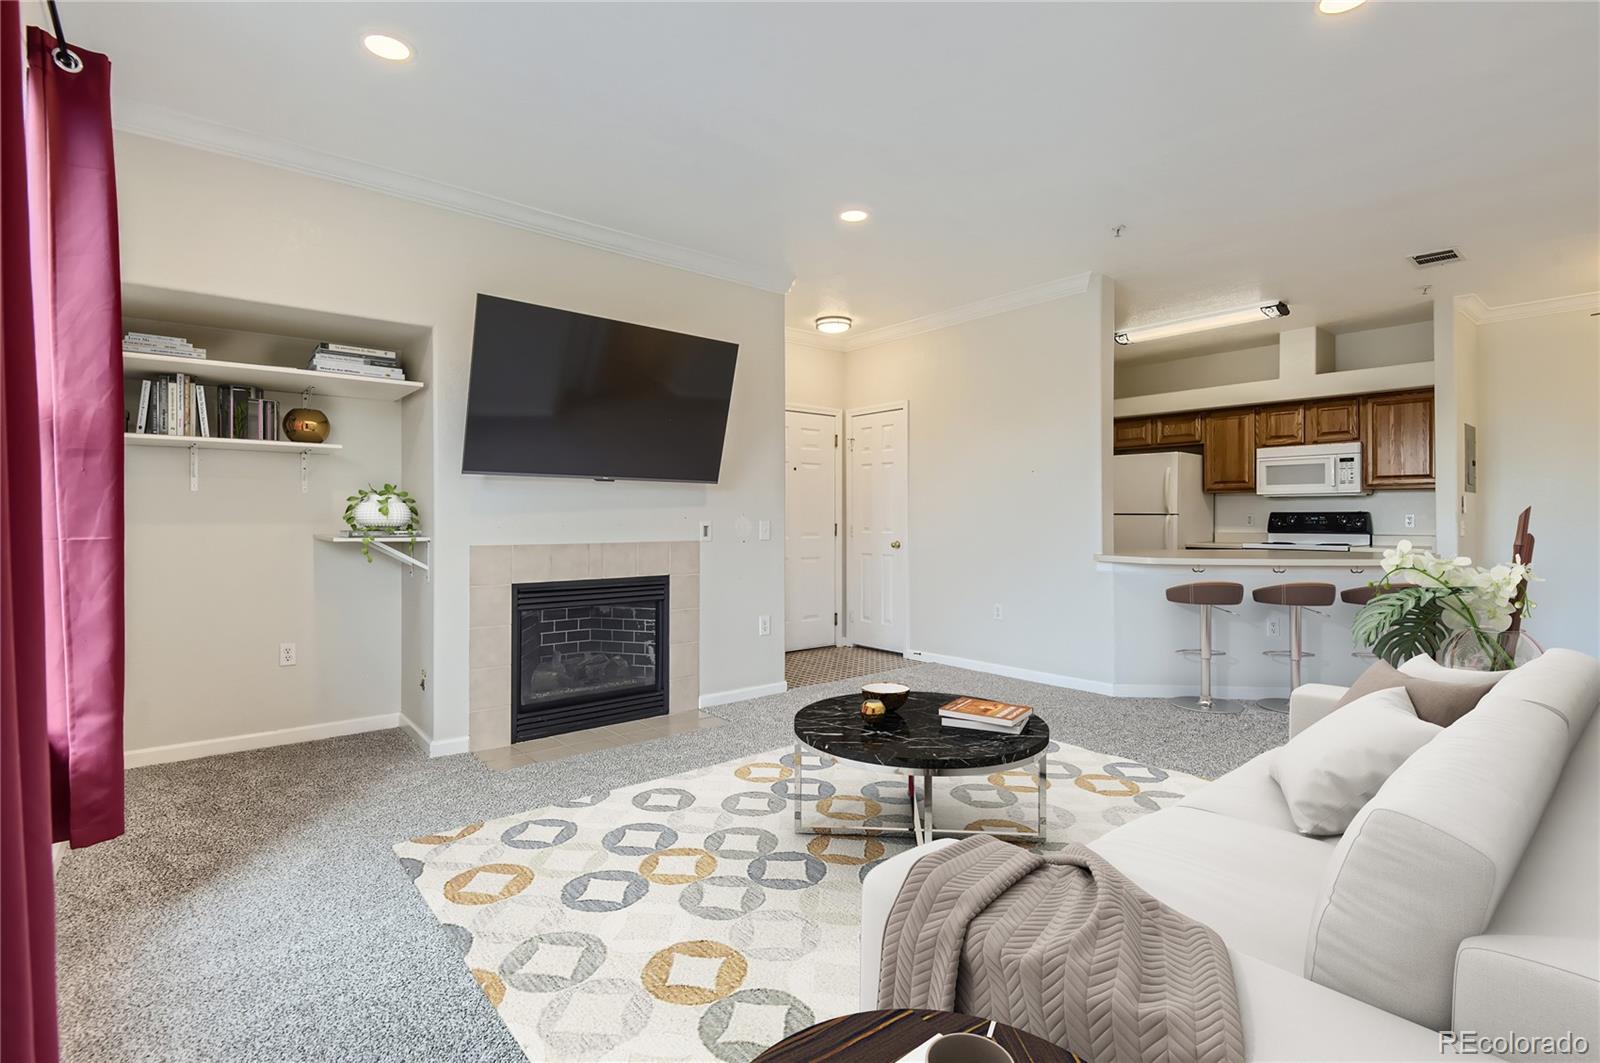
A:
[785, 339, 845, 409]
[115, 134, 786, 754]
[1475, 308, 1599, 655]
[1433, 298, 1480, 558]
[843, 278, 1116, 685]
[1214, 490, 1436, 547]
[1332, 320, 1433, 371]
[1115, 343, 1277, 399]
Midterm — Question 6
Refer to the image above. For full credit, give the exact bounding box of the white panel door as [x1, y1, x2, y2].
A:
[847, 404, 909, 653]
[784, 410, 838, 651]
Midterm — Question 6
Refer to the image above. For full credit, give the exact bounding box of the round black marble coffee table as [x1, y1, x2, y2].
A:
[792, 690, 1050, 845]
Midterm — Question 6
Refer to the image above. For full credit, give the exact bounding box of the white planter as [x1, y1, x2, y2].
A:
[353, 495, 411, 532]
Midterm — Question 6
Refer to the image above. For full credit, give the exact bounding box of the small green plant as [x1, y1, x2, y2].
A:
[343, 483, 420, 562]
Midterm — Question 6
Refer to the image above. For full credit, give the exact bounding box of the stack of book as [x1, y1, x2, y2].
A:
[215, 385, 279, 441]
[124, 331, 206, 359]
[939, 697, 1034, 734]
[133, 374, 211, 437]
[307, 342, 405, 380]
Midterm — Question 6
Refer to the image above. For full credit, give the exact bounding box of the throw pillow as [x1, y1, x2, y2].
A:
[1271, 686, 1441, 836]
[1334, 658, 1500, 727]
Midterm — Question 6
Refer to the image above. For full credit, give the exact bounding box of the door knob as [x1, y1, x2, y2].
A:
[890, 540, 902, 549]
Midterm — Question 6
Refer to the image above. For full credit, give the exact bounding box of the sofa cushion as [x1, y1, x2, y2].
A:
[1337, 659, 1497, 727]
[1303, 649, 1600, 1030]
[1180, 749, 1305, 834]
[1232, 953, 1448, 1061]
[1272, 687, 1441, 836]
[1089, 806, 1335, 974]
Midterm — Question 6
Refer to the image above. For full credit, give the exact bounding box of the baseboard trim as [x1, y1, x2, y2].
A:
[905, 651, 1116, 696]
[699, 680, 789, 708]
[124, 713, 400, 768]
[396, 713, 471, 758]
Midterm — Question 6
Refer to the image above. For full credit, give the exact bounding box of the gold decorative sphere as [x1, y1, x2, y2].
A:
[283, 407, 330, 443]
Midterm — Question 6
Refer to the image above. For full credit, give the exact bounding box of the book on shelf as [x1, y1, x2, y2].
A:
[313, 341, 398, 360]
[135, 380, 151, 434]
[938, 696, 1032, 731]
[124, 331, 206, 358]
[308, 358, 406, 380]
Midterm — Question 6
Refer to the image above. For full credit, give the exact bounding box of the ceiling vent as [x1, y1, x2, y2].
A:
[1409, 248, 1462, 268]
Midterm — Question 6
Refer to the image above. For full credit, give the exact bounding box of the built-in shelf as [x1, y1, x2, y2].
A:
[123, 351, 423, 401]
[314, 534, 431, 577]
[124, 433, 341, 453]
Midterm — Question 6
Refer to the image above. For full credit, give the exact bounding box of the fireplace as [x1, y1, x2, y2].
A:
[512, 576, 669, 741]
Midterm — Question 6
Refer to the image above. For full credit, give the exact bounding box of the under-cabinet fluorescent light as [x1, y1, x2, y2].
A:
[815, 316, 853, 335]
[1114, 301, 1290, 345]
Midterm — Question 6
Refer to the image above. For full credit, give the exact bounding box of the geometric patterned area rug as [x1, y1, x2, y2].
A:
[395, 739, 1208, 1062]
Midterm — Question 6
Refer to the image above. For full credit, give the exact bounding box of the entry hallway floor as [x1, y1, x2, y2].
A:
[55, 661, 1286, 1062]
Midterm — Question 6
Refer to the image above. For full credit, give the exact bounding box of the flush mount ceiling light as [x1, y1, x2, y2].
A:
[363, 33, 413, 62]
[1317, 0, 1367, 13]
[838, 209, 870, 223]
[1114, 301, 1290, 345]
[815, 316, 853, 335]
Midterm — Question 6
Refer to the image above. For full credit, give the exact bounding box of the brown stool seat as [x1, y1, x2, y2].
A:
[1342, 585, 1379, 606]
[1166, 581, 1245, 606]
[1253, 582, 1336, 607]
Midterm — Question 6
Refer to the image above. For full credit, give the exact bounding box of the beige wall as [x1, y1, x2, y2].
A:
[785, 340, 845, 409]
[1475, 308, 1599, 655]
[843, 279, 1116, 684]
[115, 134, 787, 754]
[1115, 343, 1278, 399]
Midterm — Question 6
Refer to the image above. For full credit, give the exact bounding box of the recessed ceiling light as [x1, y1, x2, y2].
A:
[838, 209, 870, 223]
[363, 34, 413, 62]
[1317, 0, 1367, 13]
[815, 316, 853, 335]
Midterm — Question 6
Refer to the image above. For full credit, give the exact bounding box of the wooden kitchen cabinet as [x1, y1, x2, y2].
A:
[1307, 398, 1361, 443]
[1114, 417, 1155, 451]
[1256, 404, 1306, 447]
[1362, 389, 1434, 487]
[1203, 409, 1256, 492]
[1154, 413, 1203, 446]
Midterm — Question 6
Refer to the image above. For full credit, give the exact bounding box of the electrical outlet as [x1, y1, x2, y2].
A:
[992, 604, 1004, 620]
[699, 521, 713, 541]
[1245, 514, 1255, 526]
[1265, 618, 1281, 639]
[279, 642, 297, 667]
[757, 615, 771, 637]
[1404, 513, 1416, 529]
[757, 519, 771, 541]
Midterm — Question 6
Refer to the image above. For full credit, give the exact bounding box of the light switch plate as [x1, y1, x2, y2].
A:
[757, 519, 771, 541]
[699, 521, 713, 541]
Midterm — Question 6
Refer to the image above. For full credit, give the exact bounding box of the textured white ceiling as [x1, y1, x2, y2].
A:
[68, 2, 1600, 339]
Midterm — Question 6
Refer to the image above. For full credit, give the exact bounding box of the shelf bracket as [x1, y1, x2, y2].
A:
[368, 538, 430, 579]
[189, 444, 199, 492]
[300, 451, 310, 494]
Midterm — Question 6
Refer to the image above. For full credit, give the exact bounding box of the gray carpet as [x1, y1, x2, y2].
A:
[55, 661, 1286, 1062]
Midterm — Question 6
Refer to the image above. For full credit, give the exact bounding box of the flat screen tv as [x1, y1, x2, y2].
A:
[462, 294, 739, 483]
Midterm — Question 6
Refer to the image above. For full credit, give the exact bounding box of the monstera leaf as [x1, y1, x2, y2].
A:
[1352, 586, 1452, 668]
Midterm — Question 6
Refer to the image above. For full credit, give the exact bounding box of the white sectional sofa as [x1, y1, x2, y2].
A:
[860, 649, 1600, 1062]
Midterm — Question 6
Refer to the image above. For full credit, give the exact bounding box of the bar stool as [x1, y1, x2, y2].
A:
[1342, 585, 1381, 660]
[1165, 581, 1246, 714]
[1253, 582, 1336, 712]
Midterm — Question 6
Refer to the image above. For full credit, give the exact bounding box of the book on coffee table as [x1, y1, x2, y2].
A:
[939, 696, 1032, 733]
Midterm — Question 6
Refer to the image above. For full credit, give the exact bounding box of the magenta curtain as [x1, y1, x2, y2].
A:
[2, 6, 62, 1060]
[25, 24, 126, 849]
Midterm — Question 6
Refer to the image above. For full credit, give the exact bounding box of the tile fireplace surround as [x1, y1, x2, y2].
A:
[469, 541, 701, 752]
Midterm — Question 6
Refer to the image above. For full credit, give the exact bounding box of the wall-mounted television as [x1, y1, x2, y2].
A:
[462, 294, 739, 483]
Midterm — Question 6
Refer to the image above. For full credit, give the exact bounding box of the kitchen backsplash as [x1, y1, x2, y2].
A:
[1214, 490, 1437, 548]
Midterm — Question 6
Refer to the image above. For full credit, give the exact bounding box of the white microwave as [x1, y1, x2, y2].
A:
[1255, 442, 1365, 496]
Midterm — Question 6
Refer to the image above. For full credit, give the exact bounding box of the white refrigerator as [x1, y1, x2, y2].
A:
[1113, 451, 1213, 551]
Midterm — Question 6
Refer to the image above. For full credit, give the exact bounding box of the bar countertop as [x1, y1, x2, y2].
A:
[1095, 547, 1387, 568]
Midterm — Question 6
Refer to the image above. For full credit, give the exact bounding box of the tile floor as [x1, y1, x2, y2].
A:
[472, 710, 725, 771]
[785, 644, 907, 688]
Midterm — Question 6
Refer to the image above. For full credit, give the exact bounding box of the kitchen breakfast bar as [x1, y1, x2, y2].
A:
[1095, 547, 1387, 702]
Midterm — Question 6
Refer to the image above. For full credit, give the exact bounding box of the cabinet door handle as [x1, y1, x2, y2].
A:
[890, 540, 902, 550]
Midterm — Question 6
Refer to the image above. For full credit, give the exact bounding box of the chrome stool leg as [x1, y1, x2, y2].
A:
[1172, 603, 1245, 714]
[1255, 605, 1327, 713]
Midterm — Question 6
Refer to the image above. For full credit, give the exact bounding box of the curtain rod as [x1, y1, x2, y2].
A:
[45, 0, 81, 71]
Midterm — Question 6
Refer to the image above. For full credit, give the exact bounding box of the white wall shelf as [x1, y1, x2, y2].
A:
[123, 351, 423, 402]
[314, 534, 431, 578]
[125, 433, 340, 492]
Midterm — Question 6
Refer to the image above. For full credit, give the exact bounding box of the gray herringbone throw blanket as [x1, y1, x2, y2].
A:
[877, 835, 1244, 1063]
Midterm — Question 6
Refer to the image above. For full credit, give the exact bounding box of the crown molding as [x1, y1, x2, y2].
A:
[837, 272, 1094, 352]
[785, 326, 848, 351]
[112, 102, 795, 295]
[1457, 291, 1600, 325]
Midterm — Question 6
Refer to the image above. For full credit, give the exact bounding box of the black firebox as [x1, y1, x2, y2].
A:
[511, 576, 669, 742]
